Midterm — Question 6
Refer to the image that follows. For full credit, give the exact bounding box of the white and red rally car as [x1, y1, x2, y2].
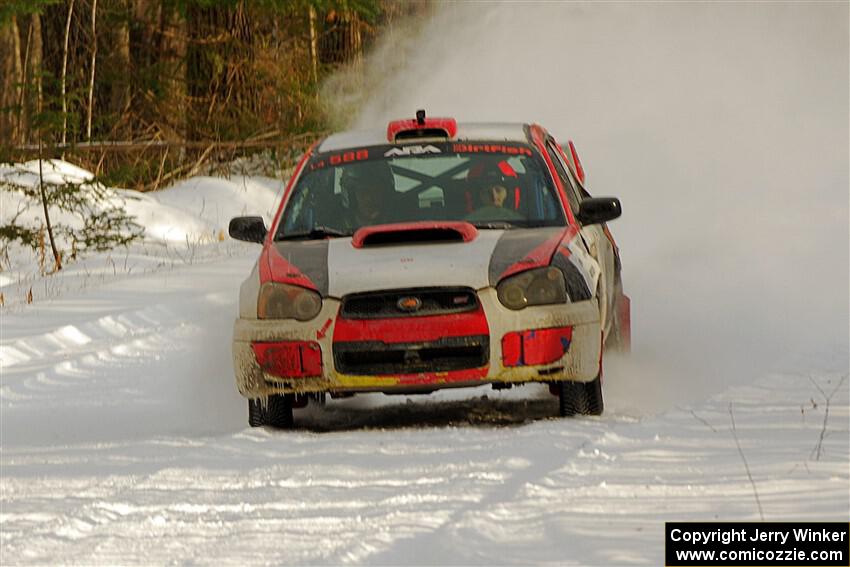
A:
[230, 112, 629, 428]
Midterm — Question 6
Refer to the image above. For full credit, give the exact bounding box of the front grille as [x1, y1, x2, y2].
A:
[340, 287, 479, 319]
[334, 335, 489, 375]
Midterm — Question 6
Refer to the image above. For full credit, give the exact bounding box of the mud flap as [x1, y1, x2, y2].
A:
[617, 294, 631, 353]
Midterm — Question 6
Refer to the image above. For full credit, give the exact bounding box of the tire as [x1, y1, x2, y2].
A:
[557, 375, 604, 417]
[248, 399, 265, 427]
[264, 394, 295, 429]
[248, 395, 295, 428]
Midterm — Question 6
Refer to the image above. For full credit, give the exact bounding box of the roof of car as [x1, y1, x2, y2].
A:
[317, 122, 531, 153]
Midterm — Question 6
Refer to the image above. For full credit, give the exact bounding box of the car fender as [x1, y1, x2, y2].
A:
[578, 224, 614, 334]
[238, 262, 262, 319]
[563, 232, 601, 301]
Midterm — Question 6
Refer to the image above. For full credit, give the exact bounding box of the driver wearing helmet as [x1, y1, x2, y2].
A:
[481, 183, 510, 208]
[340, 160, 397, 229]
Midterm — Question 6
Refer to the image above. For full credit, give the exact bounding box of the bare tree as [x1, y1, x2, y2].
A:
[61, 0, 76, 147]
[308, 5, 319, 86]
[37, 137, 62, 271]
[86, 0, 97, 141]
[32, 12, 43, 119]
[18, 18, 33, 144]
[0, 16, 23, 146]
[11, 15, 23, 142]
[108, 3, 131, 121]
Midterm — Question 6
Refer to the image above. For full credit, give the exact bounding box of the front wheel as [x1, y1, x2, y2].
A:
[248, 399, 264, 427]
[557, 375, 604, 416]
[247, 394, 295, 429]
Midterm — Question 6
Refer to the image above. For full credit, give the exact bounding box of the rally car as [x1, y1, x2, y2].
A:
[229, 111, 629, 428]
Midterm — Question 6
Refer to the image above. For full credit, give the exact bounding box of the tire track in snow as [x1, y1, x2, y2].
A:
[1, 256, 250, 447]
[1, 241, 847, 564]
[1, 371, 846, 565]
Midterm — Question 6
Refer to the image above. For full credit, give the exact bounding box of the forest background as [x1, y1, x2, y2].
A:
[0, 0, 429, 190]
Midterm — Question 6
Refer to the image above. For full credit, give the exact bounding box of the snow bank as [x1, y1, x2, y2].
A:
[151, 175, 280, 234]
[0, 160, 283, 307]
[1, 159, 95, 186]
[1, 161, 281, 245]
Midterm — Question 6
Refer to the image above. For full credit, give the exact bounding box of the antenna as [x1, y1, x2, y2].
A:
[416, 109, 426, 125]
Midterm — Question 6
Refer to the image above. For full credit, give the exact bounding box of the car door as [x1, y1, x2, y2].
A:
[545, 138, 618, 339]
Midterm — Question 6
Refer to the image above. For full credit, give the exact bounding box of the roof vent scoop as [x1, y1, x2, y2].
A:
[352, 222, 478, 248]
[387, 111, 458, 142]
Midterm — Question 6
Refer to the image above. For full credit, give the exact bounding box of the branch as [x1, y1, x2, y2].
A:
[729, 403, 764, 521]
[689, 409, 718, 433]
[11, 132, 325, 152]
[809, 374, 848, 461]
[37, 141, 61, 271]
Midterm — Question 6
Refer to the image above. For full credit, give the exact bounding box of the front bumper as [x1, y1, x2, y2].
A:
[232, 288, 601, 398]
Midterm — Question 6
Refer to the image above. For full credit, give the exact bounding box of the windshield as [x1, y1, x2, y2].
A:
[276, 142, 565, 240]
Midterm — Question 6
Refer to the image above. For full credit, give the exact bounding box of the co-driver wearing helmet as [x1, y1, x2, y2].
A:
[465, 172, 524, 222]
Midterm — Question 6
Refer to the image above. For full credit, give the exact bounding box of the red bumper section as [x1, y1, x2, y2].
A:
[501, 326, 573, 367]
[252, 323, 574, 383]
[331, 307, 491, 384]
[252, 341, 322, 378]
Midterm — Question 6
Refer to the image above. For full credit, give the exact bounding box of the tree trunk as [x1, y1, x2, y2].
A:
[157, 2, 187, 140]
[61, 0, 76, 146]
[130, 0, 161, 69]
[86, 0, 97, 140]
[31, 13, 43, 118]
[0, 16, 23, 146]
[18, 19, 33, 144]
[308, 5, 319, 85]
[107, 2, 131, 121]
[11, 16, 23, 143]
[320, 10, 363, 65]
[186, 0, 255, 140]
[351, 13, 362, 63]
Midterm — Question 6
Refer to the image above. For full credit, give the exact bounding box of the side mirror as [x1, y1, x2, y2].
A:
[577, 197, 621, 225]
[229, 216, 267, 243]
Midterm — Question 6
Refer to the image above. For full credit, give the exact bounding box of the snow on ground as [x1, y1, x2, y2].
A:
[0, 160, 282, 309]
[0, 161, 281, 247]
[1, 251, 847, 565]
[2, 3, 849, 565]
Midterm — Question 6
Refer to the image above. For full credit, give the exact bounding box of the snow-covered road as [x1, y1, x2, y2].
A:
[2, 253, 847, 565]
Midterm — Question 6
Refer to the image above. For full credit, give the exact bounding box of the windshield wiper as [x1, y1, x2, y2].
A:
[278, 226, 349, 240]
[521, 220, 563, 228]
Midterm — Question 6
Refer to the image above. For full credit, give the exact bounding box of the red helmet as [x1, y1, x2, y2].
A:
[467, 159, 518, 185]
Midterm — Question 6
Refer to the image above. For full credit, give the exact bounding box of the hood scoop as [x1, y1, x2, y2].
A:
[351, 221, 478, 248]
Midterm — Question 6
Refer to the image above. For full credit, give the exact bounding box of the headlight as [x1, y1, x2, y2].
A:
[497, 267, 568, 310]
[258, 282, 322, 320]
